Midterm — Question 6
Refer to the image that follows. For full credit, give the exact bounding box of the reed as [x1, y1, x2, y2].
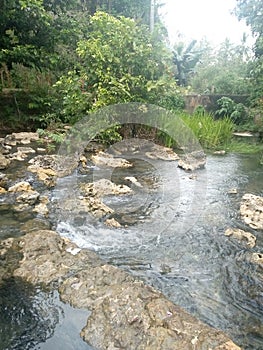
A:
[157, 112, 234, 150]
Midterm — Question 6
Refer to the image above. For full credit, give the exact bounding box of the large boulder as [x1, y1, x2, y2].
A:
[240, 193, 263, 230]
[0, 230, 241, 350]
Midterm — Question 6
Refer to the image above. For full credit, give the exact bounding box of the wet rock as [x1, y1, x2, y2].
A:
[105, 218, 121, 228]
[6, 230, 241, 350]
[80, 282, 241, 350]
[20, 218, 51, 232]
[36, 147, 46, 153]
[3, 135, 17, 146]
[110, 139, 179, 162]
[28, 154, 78, 186]
[33, 196, 49, 217]
[250, 252, 263, 265]
[13, 230, 102, 285]
[9, 151, 28, 161]
[11, 132, 39, 143]
[213, 150, 226, 155]
[0, 187, 7, 194]
[145, 144, 179, 161]
[61, 197, 113, 219]
[0, 153, 10, 169]
[160, 263, 172, 275]
[125, 176, 143, 188]
[7, 181, 40, 211]
[178, 151, 206, 171]
[81, 179, 132, 197]
[0, 173, 8, 188]
[28, 155, 58, 187]
[16, 191, 39, 205]
[228, 188, 238, 194]
[17, 146, 36, 154]
[91, 151, 132, 168]
[0, 237, 22, 283]
[8, 181, 33, 192]
[240, 193, 263, 230]
[225, 228, 256, 248]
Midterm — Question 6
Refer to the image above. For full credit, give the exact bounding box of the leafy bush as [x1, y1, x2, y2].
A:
[54, 12, 183, 123]
[215, 97, 248, 124]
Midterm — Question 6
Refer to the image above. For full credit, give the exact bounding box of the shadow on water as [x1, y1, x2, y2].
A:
[0, 277, 92, 350]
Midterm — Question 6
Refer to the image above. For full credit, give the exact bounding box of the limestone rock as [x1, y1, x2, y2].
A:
[33, 196, 49, 216]
[6, 230, 241, 350]
[125, 176, 143, 188]
[9, 151, 29, 161]
[225, 228, 256, 248]
[61, 197, 113, 219]
[250, 253, 263, 265]
[0, 153, 10, 169]
[80, 282, 241, 350]
[8, 181, 33, 192]
[16, 190, 40, 205]
[81, 179, 132, 197]
[240, 193, 263, 230]
[11, 132, 39, 142]
[28, 154, 78, 185]
[213, 150, 226, 155]
[228, 188, 238, 194]
[17, 146, 36, 154]
[0, 172, 8, 188]
[0, 187, 7, 194]
[145, 144, 179, 161]
[13, 230, 102, 285]
[91, 151, 132, 168]
[178, 151, 206, 171]
[105, 218, 121, 228]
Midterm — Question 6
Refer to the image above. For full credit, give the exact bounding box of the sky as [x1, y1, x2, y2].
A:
[160, 0, 252, 47]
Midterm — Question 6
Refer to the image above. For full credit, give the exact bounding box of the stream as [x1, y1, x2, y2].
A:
[0, 151, 262, 350]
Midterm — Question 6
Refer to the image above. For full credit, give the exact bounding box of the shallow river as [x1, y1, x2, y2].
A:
[0, 152, 262, 349]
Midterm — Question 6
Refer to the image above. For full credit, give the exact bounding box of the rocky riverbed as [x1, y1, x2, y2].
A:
[0, 131, 262, 349]
[1, 230, 241, 350]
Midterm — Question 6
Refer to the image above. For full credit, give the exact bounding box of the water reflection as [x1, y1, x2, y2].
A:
[0, 278, 92, 350]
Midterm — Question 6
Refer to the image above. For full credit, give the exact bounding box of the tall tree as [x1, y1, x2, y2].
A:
[235, 0, 263, 101]
[172, 40, 205, 86]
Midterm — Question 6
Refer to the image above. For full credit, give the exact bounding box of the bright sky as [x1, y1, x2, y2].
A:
[160, 0, 252, 46]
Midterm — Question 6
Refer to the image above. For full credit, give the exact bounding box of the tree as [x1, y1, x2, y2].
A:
[189, 38, 253, 95]
[55, 11, 182, 121]
[172, 40, 205, 86]
[234, 0, 263, 102]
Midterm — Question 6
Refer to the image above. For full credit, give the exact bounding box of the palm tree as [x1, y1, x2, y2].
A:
[172, 39, 203, 86]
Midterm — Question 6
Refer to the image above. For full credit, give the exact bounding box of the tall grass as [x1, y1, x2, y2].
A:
[181, 113, 234, 149]
[157, 112, 234, 150]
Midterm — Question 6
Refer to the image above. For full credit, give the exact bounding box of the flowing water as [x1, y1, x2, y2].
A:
[0, 152, 262, 349]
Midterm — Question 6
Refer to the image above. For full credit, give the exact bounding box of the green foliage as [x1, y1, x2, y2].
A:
[215, 97, 248, 124]
[95, 126, 122, 145]
[55, 11, 182, 122]
[172, 39, 205, 86]
[189, 39, 253, 95]
[227, 140, 263, 154]
[234, 0, 263, 103]
[37, 125, 66, 152]
[181, 113, 234, 149]
[157, 112, 234, 150]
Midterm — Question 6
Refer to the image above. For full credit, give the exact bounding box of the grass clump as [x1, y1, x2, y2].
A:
[158, 112, 234, 150]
